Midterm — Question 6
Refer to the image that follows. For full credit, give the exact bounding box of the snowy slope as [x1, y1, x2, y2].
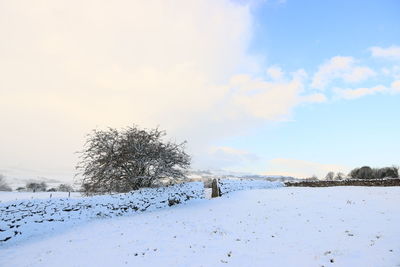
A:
[0, 182, 204, 244]
[1, 186, 399, 267]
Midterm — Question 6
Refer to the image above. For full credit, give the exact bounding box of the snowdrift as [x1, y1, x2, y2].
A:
[218, 179, 283, 195]
[0, 182, 204, 245]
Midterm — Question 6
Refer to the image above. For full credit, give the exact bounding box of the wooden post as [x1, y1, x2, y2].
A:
[211, 179, 221, 198]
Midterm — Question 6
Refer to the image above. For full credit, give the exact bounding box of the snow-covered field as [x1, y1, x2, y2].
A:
[218, 179, 282, 195]
[1, 186, 399, 267]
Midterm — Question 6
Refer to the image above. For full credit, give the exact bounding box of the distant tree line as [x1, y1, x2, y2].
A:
[0, 174, 74, 193]
[349, 166, 398, 179]
[20, 182, 74, 192]
[323, 166, 399, 180]
[324, 171, 345, 181]
[25, 181, 48, 192]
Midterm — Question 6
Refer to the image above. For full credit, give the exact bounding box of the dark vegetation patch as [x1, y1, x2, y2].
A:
[285, 178, 400, 187]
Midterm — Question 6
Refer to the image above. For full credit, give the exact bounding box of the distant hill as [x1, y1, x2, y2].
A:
[4, 177, 65, 190]
[187, 169, 297, 182]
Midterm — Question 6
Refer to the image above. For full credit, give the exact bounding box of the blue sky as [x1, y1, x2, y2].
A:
[215, 0, 400, 176]
[251, 0, 400, 67]
[0, 0, 399, 181]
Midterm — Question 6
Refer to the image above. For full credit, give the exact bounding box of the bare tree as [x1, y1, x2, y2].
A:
[57, 184, 74, 192]
[0, 174, 12, 191]
[76, 125, 191, 195]
[26, 181, 47, 192]
[334, 172, 345, 180]
[325, 171, 335, 181]
[305, 175, 318, 181]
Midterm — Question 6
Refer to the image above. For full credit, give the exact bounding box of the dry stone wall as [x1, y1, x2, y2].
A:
[0, 182, 204, 245]
[218, 179, 283, 195]
[285, 178, 400, 187]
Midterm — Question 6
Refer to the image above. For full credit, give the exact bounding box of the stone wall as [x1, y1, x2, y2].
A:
[0, 182, 204, 245]
[285, 178, 400, 187]
[218, 179, 283, 195]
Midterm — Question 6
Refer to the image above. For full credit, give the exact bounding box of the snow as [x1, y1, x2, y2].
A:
[1, 186, 399, 267]
[0, 192, 83, 203]
[0, 182, 204, 244]
[218, 178, 283, 195]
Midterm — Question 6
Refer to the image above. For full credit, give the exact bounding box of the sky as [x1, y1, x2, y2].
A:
[0, 0, 399, 181]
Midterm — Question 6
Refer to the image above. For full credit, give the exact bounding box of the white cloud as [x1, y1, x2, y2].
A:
[229, 69, 325, 121]
[334, 81, 400, 99]
[311, 56, 375, 90]
[0, 0, 327, 179]
[266, 66, 284, 80]
[0, 0, 255, 178]
[334, 85, 387, 99]
[300, 93, 327, 103]
[381, 65, 400, 79]
[342, 66, 376, 83]
[264, 158, 350, 178]
[391, 80, 400, 92]
[370, 45, 400, 61]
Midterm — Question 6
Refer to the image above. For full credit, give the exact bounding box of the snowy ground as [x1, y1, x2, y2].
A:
[1, 186, 399, 267]
[0, 191, 83, 203]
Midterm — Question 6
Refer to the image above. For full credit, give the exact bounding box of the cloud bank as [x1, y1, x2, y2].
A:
[0, 0, 326, 179]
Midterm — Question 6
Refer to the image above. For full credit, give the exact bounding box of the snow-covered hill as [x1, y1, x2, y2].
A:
[187, 169, 296, 182]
